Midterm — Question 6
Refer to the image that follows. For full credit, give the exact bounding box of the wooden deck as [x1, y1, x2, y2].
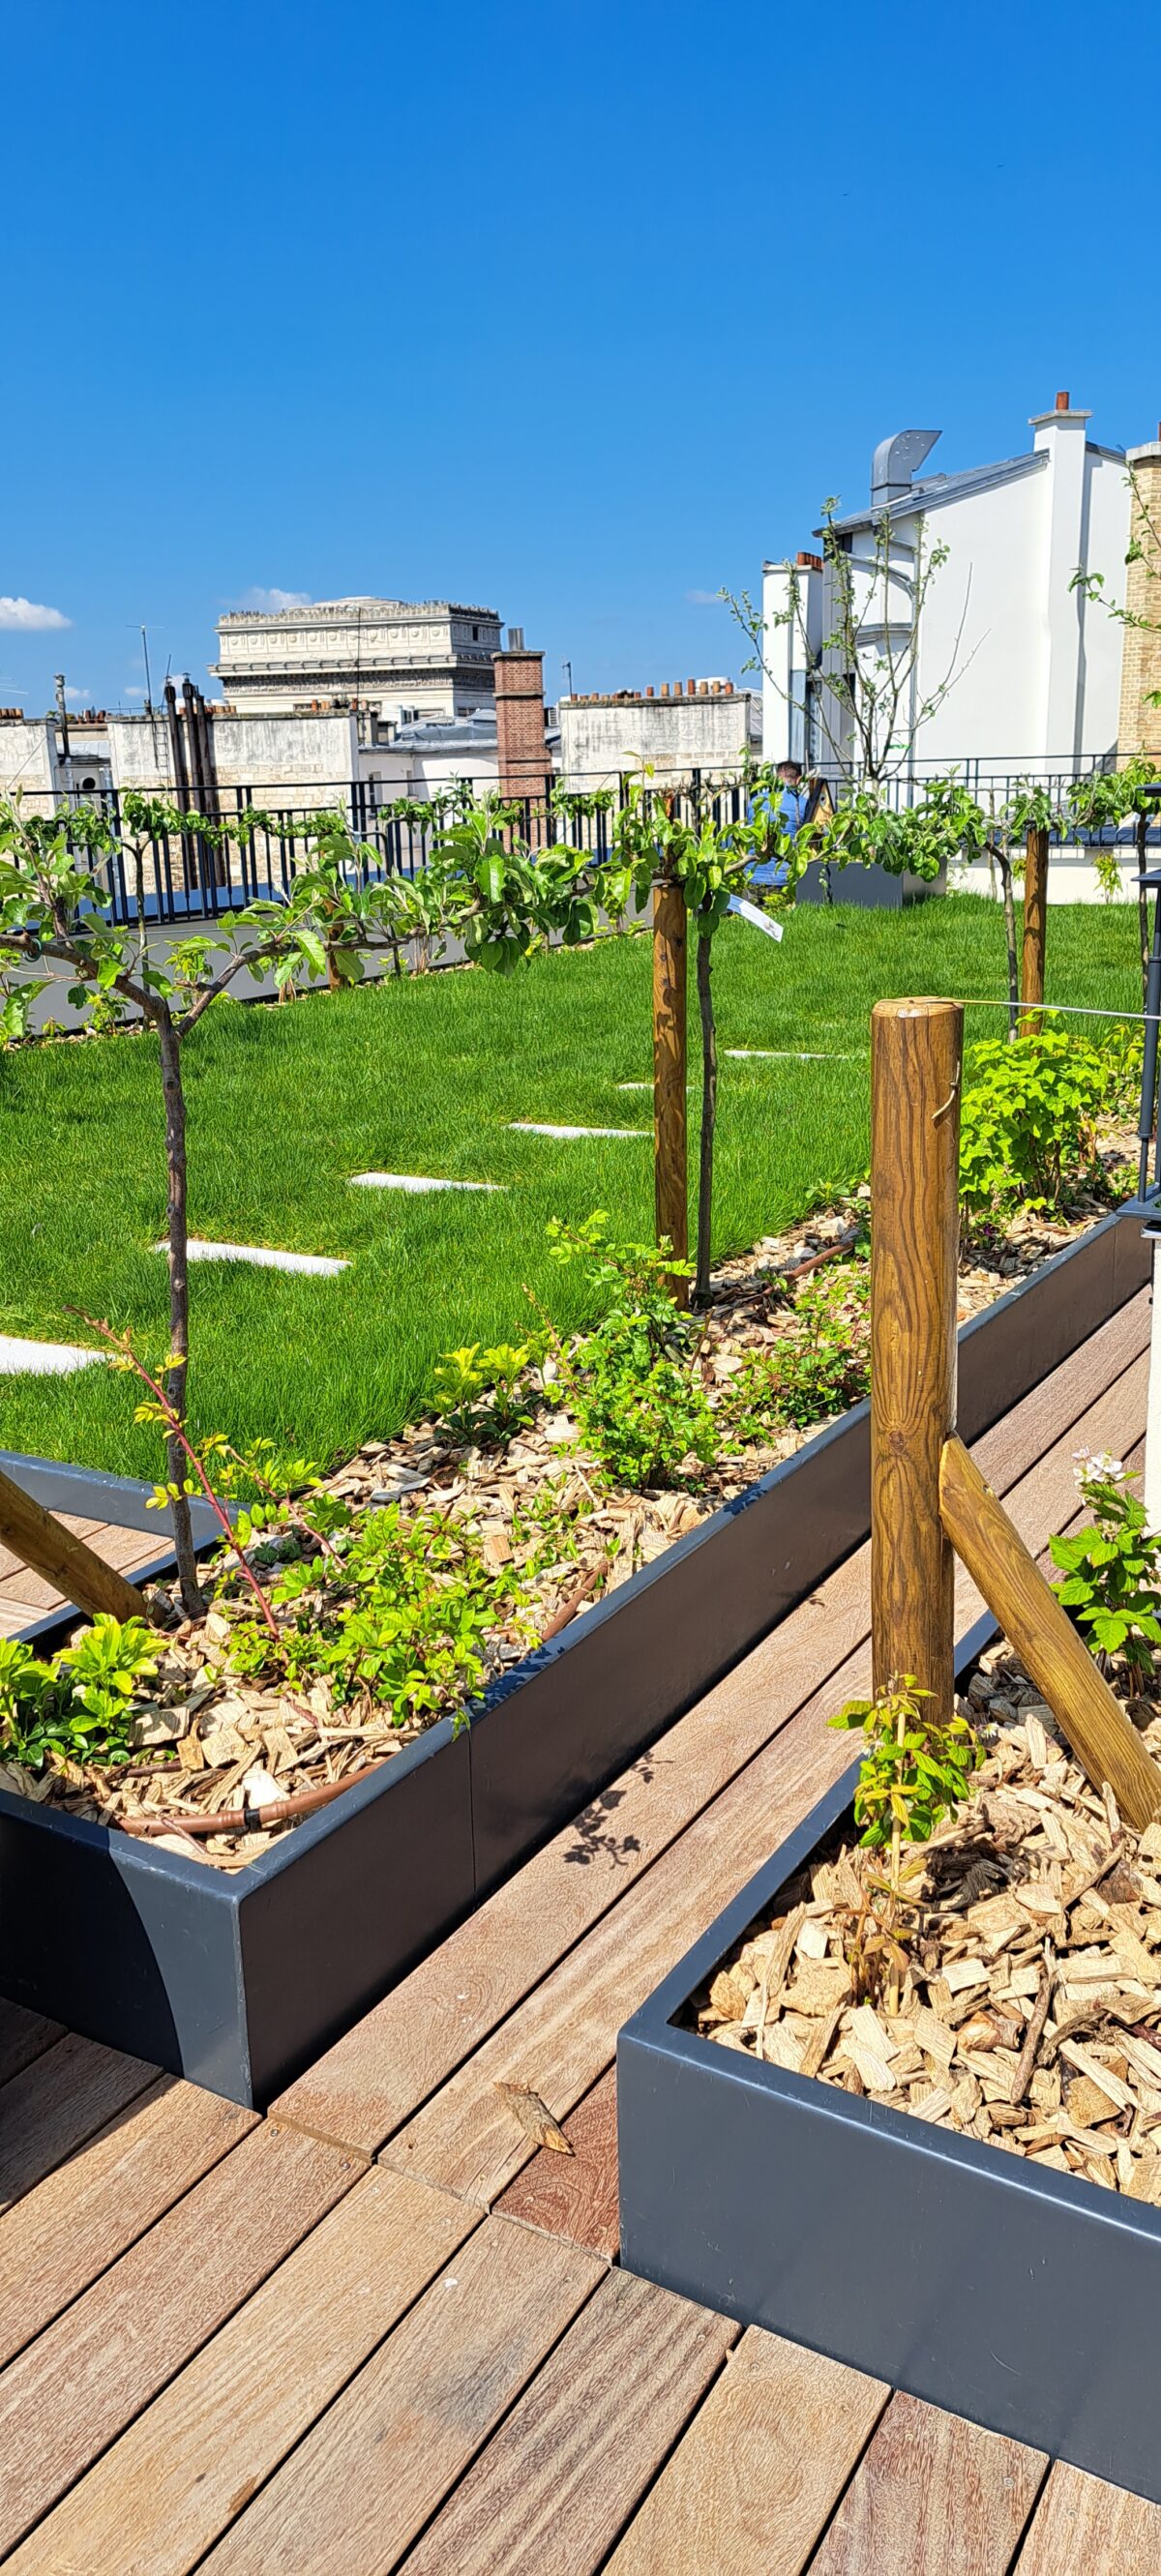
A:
[0, 1518, 165, 1639]
[2, 1290, 1160, 2571]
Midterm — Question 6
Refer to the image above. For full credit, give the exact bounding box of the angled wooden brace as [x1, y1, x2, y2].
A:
[0, 1462, 149, 1627]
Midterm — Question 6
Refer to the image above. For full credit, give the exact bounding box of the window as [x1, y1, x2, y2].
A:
[472, 625, 480, 640]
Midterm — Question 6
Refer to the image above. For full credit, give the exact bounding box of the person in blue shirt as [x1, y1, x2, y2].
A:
[750, 759, 810, 893]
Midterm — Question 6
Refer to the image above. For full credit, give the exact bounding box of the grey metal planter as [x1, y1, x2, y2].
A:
[0, 1203, 1148, 2111]
[618, 1745, 1161, 2503]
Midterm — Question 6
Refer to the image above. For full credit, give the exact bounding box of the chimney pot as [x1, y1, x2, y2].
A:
[725, 680, 733, 694]
[699, 681, 708, 696]
[646, 685, 654, 697]
[795, 550, 811, 567]
[1056, 390, 1070, 412]
[687, 678, 696, 696]
[661, 683, 670, 696]
[711, 681, 720, 695]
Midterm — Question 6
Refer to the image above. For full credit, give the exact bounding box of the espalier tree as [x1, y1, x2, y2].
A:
[0, 791, 398, 1613]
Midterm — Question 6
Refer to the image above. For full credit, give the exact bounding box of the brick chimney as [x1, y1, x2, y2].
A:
[493, 629, 548, 805]
[1118, 432, 1161, 760]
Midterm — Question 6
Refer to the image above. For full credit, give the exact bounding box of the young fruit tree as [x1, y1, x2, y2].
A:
[0, 792, 394, 1614]
[724, 496, 974, 788]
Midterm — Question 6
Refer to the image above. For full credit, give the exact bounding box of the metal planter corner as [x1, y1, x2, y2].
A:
[617, 1759, 1161, 2503]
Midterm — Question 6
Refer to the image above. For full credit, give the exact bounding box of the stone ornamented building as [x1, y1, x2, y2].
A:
[210, 598, 503, 730]
[1117, 434, 1161, 762]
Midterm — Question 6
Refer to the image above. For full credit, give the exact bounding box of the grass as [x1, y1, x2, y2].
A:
[1, 892, 1144, 1481]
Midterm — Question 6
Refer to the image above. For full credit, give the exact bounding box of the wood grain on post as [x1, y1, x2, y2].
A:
[0, 1466, 149, 1626]
[938, 1433, 1161, 1829]
[652, 870, 689, 1300]
[1020, 824, 1050, 1034]
[871, 998, 962, 1726]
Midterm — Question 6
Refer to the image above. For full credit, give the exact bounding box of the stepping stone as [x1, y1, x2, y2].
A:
[0, 1335, 103, 1377]
[508, 1122, 642, 1140]
[156, 1240, 348, 1277]
[348, 1173, 503, 1194]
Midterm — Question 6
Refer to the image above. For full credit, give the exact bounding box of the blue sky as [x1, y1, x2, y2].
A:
[6, 0, 1160, 716]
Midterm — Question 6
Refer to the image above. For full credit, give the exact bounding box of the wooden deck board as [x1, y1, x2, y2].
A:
[0, 1519, 167, 1637]
[0, 2123, 361, 2558]
[3, 1302, 1157, 2574]
[0, 2003, 63, 2090]
[4, 2168, 479, 2576]
[0, 2076, 255, 2369]
[1013, 2459, 1161, 2571]
[273, 1298, 1150, 2161]
[0, 2032, 157, 2214]
[397, 2267, 738, 2576]
[807, 2392, 1046, 2575]
[198, 2216, 604, 2573]
[604, 2327, 890, 2576]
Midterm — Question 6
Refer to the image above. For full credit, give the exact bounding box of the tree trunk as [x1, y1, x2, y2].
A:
[156, 1007, 202, 1614]
[651, 870, 689, 1301]
[998, 847, 1019, 1034]
[695, 927, 717, 1307]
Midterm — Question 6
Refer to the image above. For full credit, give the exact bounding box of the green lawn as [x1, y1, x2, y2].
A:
[1, 893, 1143, 1480]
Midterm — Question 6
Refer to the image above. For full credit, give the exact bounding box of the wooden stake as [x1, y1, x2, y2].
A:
[870, 997, 962, 1727]
[938, 1434, 1161, 1831]
[1020, 823, 1050, 1034]
[0, 1465, 149, 1626]
[652, 867, 689, 1302]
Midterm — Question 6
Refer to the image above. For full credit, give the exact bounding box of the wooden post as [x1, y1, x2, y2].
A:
[870, 997, 962, 1726]
[1020, 824, 1049, 1034]
[652, 866, 689, 1303]
[0, 1465, 149, 1625]
[939, 1435, 1161, 1830]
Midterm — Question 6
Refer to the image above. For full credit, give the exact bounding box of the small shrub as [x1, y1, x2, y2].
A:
[546, 1214, 715, 1488]
[432, 1341, 538, 1444]
[1051, 1451, 1161, 1681]
[225, 1501, 533, 1729]
[958, 1023, 1113, 1217]
[829, 1673, 981, 1853]
[0, 1616, 160, 1770]
[725, 1265, 871, 1440]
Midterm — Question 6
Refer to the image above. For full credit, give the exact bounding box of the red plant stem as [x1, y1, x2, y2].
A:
[70, 1314, 281, 1641]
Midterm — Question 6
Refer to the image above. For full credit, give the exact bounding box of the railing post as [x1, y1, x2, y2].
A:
[652, 856, 689, 1302]
[870, 996, 962, 1725]
[1020, 823, 1050, 1032]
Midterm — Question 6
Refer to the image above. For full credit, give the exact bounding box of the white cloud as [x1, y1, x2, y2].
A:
[685, 588, 725, 607]
[234, 586, 313, 612]
[64, 684, 90, 702]
[125, 684, 146, 698]
[0, 595, 72, 631]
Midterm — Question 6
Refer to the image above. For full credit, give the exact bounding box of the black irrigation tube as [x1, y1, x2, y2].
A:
[0, 1203, 1149, 2108]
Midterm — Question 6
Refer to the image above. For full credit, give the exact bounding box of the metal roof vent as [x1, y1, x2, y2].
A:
[870, 429, 941, 505]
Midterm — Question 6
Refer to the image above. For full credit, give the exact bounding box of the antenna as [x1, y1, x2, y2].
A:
[140, 625, 154, 715]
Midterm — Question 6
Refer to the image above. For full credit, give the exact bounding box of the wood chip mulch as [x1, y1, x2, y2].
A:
[689, 1645, 1161, 2199]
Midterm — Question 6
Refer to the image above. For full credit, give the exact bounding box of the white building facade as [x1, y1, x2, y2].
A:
[210, 598, 503, 730]
[761, 396, 1131, 786]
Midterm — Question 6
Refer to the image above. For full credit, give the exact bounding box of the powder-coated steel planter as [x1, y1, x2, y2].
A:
[0, 1204, 1148, 2109]
[617, 1753, 1161, 2503]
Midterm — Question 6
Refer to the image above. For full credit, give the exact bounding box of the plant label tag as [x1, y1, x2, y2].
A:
[728, 896, 784, 941]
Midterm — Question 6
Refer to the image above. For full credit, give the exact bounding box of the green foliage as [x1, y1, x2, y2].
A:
[1051, 1452, 1161, 1679]
[0, 1616, 160, 1770]
[432, 1341, 538, 1442]
[547, 1213, 715, 1487]
[829, 1673, 981, 1851]
[958, 1021, 1113, 1216]
[725, 1265, 870, 1438]
[224, 1501, 532, 1728]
